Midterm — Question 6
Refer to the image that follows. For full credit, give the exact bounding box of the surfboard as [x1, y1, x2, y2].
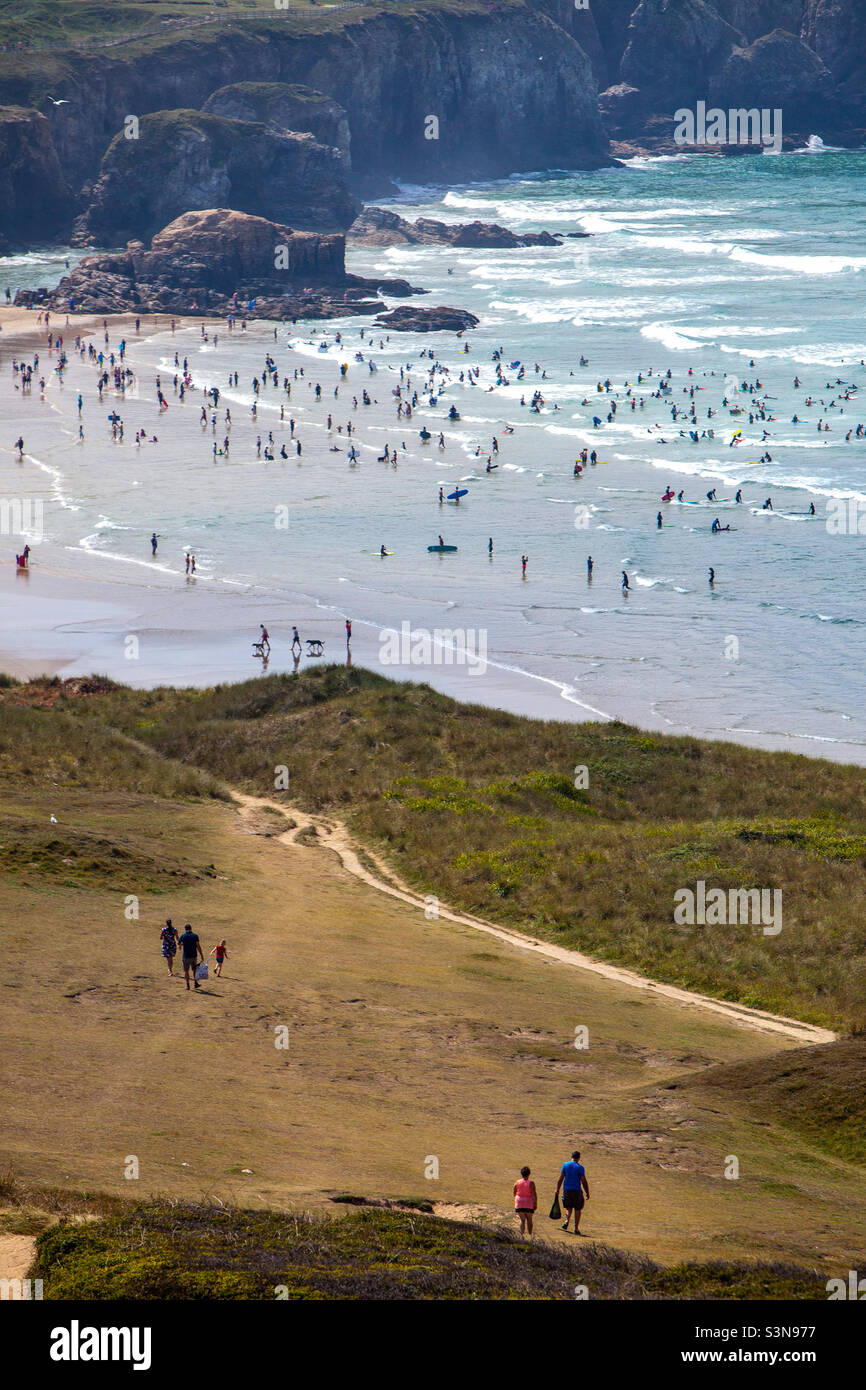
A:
[427, 545, 458, 552]
[447, 488, 468, 500]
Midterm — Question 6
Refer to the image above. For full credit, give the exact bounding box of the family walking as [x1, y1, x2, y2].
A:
[160, 919, 229, 989]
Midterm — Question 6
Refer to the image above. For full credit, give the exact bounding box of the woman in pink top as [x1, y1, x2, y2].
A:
[513, 1165, 537, 1237]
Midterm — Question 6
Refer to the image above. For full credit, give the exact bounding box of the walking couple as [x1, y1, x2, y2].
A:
[513, 1150, 590, 1237]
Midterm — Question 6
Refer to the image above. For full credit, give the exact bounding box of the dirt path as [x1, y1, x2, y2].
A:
[0, 1235, 36, 1287]
[232, 791, 836, 1046]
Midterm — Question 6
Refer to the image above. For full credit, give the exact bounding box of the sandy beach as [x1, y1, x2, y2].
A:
[2, 181, 865, 766]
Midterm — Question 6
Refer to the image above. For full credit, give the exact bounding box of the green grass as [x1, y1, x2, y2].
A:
[25, 664, 866, 1031]
[0, 0, 515, 49]
[32, 1198, 835, 1300]
[679, 1035, 866, 1166]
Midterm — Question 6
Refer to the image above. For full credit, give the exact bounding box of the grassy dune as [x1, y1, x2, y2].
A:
[30, 1198, 831, 1301]
[679, 1036, 866, 1168]
[43, 665, 866, 1031]
[2, 669, 865, 1293]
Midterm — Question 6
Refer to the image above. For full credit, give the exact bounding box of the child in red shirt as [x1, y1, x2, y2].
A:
[209, 939, 229, 977]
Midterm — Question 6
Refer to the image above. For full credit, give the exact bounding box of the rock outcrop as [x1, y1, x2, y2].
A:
[711, 1, 806, 43]
[598, 83, 653, 141]
[34, 209, 422, 321]
[73, 110, 359, 247]
[709, 28, 834, 125]
[593, 0, 865, 148]
[202, 82, 351, 167]
[348, 208, 563, 248]
[802, 0, 866, 125]
[374, 305, 479, 333]
[0, 106, 68, 249]
[620, 0, 746, 106]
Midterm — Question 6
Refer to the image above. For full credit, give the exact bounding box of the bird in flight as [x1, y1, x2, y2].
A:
[45, 95, 70, 105]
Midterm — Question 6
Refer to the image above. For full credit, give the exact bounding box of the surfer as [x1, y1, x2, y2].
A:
[735, 489, 743, 503]
[708, 568, 715, 585]
[621, 571, 630, 592]
[438, 487, 444, 503]
[380, 544, 388, 557]
[657, 512, 663, 529]
[587, 556, 593, 579]
[438, 535, 445, 547]
[150, 532, 159, 555]
[521, 554, 528, 577]
[763, 497, 773, 510]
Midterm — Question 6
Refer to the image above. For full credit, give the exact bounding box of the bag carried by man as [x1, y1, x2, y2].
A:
[195, 962, 209, 981]
[548, 1193, 561, 1221]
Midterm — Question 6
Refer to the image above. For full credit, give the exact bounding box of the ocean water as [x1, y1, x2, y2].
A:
[3, 147, 866, 755]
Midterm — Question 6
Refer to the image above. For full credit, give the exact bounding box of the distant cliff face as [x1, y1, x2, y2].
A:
[595, 0, 866, 145]
[0, 106, 67, 248]
[73, 110, 359, 247]
[202, 83, 352, 168]
[0, 0, 863, 248]
[5, 5, 610, 212]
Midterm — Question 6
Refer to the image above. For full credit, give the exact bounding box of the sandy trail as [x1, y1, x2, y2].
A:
[232, 791, 836, 1046]
[0, 1235, 37, 1290]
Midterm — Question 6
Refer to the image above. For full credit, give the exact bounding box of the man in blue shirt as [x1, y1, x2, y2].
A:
[177, 924, 204, 991]
[555, 1150, 590, 1235]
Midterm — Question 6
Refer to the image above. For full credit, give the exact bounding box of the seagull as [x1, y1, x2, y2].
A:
[45, 95, 70, 106]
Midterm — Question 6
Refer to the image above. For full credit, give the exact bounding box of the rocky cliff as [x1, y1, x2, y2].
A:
[0, 2, 610, 240]
[0, 106, 68, 249]
[202, 83, 351, 168]
[34, 208, 421, 320]
[599, 0, 866, 146]
[0, 0, 863, 249]
[73, 109, 359, 247]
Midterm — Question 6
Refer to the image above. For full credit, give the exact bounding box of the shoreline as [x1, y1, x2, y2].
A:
[3, 271, 865, 766]
[6, 227, 866, 772]
[3, 546, 866, 767]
